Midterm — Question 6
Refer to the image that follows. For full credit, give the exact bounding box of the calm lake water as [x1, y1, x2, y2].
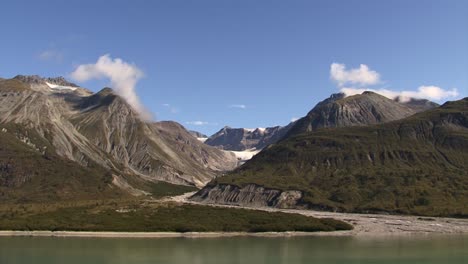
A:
[0, 235, 467, 264]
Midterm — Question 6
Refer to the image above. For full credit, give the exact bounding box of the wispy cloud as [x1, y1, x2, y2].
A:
[330, 63, 458, 102]
[162, 103, 179, 114]
[187, 121, 207, 126]
[71, 54, 152, 120]
[229, 104, 247, 109]
[186, 121, 218, 126]
[38, 49, 64, 63]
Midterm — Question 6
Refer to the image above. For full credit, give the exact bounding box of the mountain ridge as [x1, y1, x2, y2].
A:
[205, 123, 295, 152]
[285, 91, 436, 138]
[0, 75, 237, 202]
[193, 97, 468, 217]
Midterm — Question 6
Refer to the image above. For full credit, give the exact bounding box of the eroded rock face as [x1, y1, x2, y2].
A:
[0, 76, 237, 189]
[191, 184, 303, 209]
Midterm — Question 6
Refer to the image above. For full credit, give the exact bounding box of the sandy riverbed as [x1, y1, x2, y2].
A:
[167, 192, 468, 236]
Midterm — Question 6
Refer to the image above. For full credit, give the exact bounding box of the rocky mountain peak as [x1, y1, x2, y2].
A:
[97, 87, 115, 96]
[13, 75, 78, 87]
[13, 75, 45, 85]
[77, 87, 122, 111]
[46, 76, 79, 87]
[287, 91, 427, 137]
[11, 74, 92, 96]
[362, 91, 377, 96]
[205, 123, 294, 151]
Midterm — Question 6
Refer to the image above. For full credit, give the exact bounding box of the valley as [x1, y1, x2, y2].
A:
[0, 75, 466, 235]
[2, 2, 467, 263]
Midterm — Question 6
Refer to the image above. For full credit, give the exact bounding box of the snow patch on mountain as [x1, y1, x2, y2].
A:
[46, 82, 77, 91]
[230, 149, 261, 161]
[256, 127, 266, 133]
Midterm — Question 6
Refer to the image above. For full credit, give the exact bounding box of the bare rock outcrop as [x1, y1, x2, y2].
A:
[191, 184, 303, 209]
[286, 91, 438, 137]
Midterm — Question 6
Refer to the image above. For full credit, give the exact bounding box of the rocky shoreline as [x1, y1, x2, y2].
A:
[0, 230, 349, 238]
[176, 192, 468, 236]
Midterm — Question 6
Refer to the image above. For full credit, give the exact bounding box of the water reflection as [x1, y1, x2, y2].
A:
[0, 235, 467, 264]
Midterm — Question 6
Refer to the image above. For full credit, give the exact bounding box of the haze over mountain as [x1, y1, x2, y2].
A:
[0, 75, 237, 201]
[193, 97, 468, 217]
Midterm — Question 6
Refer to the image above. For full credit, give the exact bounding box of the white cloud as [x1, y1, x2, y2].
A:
[340, 86, 459, 102]
[162, 103, 179, 114]
[71, 54, 152, 120]
[400, 86, 459, 102]
[229, 104, 247, 109]
[330, 63, 380, 86]
[38, 50, 64, 62]
[291, 117, 300, 122]
[330, 63, 459, 103]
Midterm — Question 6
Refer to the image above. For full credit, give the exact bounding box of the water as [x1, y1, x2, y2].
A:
[0, 235, 467, 264]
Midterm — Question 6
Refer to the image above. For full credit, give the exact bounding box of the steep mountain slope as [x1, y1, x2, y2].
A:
[0, 76, 237, 200]
[193, 98, 468, 217]
[285, 92, 435, 138]
[71, 88, 236, 187]
[152, 121, 237, 184]
[0, 78, 111, 168]
[205, 123, 294, 151]
[0, 123, 127, 202]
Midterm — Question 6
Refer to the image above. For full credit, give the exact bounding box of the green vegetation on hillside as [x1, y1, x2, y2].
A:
[0, 201, 352, 232]
[144, 181, 198, 198]
[0, 123, 124, 202]
[214, 98, 468, 217]
[0, 123, 196, 202]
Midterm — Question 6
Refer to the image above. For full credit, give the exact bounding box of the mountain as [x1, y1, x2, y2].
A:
[189, 130, 208, 142]
[151, 121, 237, 185]
[285, 92, 437, 138]
[204, 91, 437, 162]
[0, 121, 127, 202]
[13, 75, 92, 96]
[205, 123, 294, 151]
[192, 98, 468, 217]
[0, 75, 236, 201]
[70, 87, 236, 187]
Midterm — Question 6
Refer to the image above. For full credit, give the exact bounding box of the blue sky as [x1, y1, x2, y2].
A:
[1, 0, 467, 135]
